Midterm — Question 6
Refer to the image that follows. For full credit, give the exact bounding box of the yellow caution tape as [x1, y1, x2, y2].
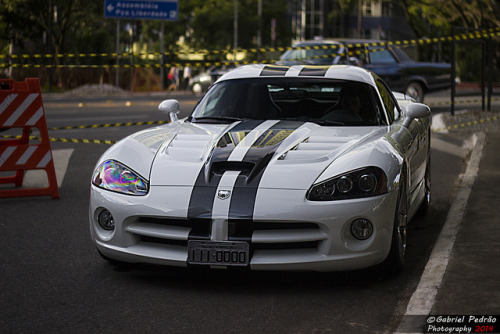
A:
[428, 97, 500, 107]
[432, 114, 500, 132]
[1, 28, 499, 68]
[0, 134, 117, 145]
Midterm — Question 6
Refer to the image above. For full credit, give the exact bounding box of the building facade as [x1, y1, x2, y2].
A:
[289, 0, 416, 43]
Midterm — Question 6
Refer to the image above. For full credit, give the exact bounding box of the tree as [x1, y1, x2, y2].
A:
[396, 0, 500, 81]
[397, 0, 500, 37]
[0, 0, 116, 87]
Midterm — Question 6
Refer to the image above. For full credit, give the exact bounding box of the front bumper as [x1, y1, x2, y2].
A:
[90, 185, 398, 271]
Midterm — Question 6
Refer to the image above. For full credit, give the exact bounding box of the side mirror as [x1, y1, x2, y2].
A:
[158, 99, 180, 123]
[402, 103, 430, 128]
[348, 57, 359, 65]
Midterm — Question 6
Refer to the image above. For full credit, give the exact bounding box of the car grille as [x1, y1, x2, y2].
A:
[127, 217, 326, 253]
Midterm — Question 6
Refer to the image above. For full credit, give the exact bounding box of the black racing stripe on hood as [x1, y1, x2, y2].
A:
[228, 120, 303, 221]
[260, 65, 289, 76]
[299, 66, 330, 76]
[187, 120, 264, 222]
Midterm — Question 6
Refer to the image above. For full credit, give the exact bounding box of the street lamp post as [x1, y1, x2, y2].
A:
[257, 0, 262, 48]
[234, 0, 238, 60]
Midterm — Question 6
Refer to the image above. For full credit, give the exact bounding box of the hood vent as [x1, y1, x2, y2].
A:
[211, 161, 255, 175]
[164, 134, 214, 161]
[281, 136, 355, 161]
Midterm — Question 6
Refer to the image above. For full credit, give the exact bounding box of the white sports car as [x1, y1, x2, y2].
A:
[90, 64, 431, 272]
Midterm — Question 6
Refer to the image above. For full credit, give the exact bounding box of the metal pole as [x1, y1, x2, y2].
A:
[8, 40, 13, 79]
[310, 0, 315, 38]
[487, 37, 493, 111]
[49, 0, 52, 92]
[357, 0, 362, 39]
[160, 21, 164, 90]
[319, 0, 324, 37]
[481, 39, 486, 111]
[115, 20, 120, 88]
[234, 0, 238, 60]
[301, 0, 306, 41]
[257, 0, 262, 48]
[450, 27, 456, 116]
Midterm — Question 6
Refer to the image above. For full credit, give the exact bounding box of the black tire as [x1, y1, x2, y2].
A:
[405, 81, 425, 103]
[382, 170, 408, 273]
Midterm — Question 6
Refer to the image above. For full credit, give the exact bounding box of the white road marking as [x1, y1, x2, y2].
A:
[431, 137, 467, 159]
[395, 132, 485, 333]
[21, 149, 74, 188]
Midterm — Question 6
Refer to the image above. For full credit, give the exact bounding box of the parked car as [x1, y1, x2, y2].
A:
[188, 65, 236, 94]
[277, 39, 451, 102]
[90, 64, 431, 272]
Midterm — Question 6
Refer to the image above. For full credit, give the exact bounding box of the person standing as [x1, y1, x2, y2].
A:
[183, 65, 192, 90]
[167, 67, 178, 91]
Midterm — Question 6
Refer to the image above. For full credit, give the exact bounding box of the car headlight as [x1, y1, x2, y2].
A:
[199, 75, 211, 82]
[92, 160, 149, 196]
[307, 167, 387, 201]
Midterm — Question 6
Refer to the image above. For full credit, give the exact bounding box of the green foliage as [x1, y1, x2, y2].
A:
[398, 0, 500, 37]
[1, 0, 497, 87]
[397, 0, 500, 82]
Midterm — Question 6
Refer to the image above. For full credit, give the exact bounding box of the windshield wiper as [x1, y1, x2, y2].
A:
[190, 116, 243, 123]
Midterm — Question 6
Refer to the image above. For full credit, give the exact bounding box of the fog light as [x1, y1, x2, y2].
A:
[351, 218, 373, 240]
[98, 210, 115, 231]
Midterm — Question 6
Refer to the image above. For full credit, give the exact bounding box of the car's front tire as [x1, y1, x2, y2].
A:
[405, 81, 425, 103]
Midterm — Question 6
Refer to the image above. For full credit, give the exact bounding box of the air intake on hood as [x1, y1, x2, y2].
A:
[165, 134, 213, 161]
[211, 161, 255, 175]
[282, 136, 353, 161]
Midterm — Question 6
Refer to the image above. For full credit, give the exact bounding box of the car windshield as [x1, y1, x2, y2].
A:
[279, 44, 342, 65]
[190, 78, 386, 126]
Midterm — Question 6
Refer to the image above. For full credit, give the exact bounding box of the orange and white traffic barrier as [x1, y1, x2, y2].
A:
[0, 78, 59, 199]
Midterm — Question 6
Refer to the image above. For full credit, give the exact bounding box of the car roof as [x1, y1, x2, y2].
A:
[216, 64, 378, 87]
[293, 39, 382, 46]
[291, 39, 344, 46]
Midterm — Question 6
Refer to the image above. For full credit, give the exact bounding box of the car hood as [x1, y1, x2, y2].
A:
[149, 120, 388, 190]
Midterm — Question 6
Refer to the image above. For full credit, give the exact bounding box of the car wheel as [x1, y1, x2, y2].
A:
[383, 170, 408, 273]
[405, 82, 424, 103]
[192, 82, 203, 94]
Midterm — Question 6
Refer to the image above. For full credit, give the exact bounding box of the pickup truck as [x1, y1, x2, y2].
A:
[277, 39, 451, 102]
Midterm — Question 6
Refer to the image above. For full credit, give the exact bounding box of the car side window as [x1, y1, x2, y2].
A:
[376, 80, 400, 122]
[369, 48, 397, 64]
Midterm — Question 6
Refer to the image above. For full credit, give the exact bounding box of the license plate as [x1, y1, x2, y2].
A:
[188, 240, 249, 266]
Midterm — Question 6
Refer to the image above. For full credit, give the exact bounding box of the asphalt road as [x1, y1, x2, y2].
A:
[0, 93, 478, 333]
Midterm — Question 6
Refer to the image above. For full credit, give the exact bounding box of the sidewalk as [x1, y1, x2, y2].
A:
[396, 109, 500, 333]
[417, 111, 500, 333]
[430, 130, 500, 314]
